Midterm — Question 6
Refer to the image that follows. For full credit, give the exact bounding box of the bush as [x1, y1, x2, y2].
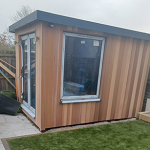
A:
[0, 90, 22, 113]
[0, 90, 16, 100]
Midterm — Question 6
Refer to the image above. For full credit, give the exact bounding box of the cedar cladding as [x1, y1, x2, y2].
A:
[15, 22, 150, 130]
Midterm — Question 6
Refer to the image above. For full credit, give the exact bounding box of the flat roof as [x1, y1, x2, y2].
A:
[9, 10, 150, 41]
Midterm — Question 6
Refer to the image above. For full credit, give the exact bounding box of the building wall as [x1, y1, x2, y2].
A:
[15, 21, 150, 130]
[15, 22, 43, 130]
[41, 22, 150, 130]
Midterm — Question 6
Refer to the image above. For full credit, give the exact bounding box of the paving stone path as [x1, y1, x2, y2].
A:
[0, 113, 40, 150]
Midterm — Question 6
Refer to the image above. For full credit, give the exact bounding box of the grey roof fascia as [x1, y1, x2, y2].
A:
[37, 10, 150, 41]
[9, 11, 38, 33]
[9, 10, 150, 41]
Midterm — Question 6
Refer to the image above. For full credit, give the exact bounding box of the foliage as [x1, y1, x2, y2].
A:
[0, 32, 15, 51]
[0, 90, 16, 100]
[0, 91, 22, 113]
[0, 32, 7, 45]
[0, 30, 15, 51]
[7, 120, 150, 150]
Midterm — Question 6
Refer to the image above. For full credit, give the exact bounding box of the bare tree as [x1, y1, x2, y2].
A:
[10, 5, 33, 23]
[0, 5, 33, 50]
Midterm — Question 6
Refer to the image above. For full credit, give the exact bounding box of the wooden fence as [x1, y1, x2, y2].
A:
[0, 50, 16, 92]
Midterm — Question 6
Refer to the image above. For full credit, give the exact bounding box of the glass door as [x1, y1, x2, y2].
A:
[20, 33, 35, 114]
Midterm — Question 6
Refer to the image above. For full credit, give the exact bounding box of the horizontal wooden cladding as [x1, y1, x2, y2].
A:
[41, 22, 150, 129]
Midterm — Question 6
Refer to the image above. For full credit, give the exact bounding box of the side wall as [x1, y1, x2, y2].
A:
[15, 22, 43, 129]
[41, 22, 150, 130]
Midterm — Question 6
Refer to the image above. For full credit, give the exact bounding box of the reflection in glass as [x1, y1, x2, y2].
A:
[30, 38, 35, 109]
[22, 40, 28, 103]
[63, 36, 102, 96]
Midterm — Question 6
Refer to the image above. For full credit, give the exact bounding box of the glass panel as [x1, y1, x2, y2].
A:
[22, 40, 28, 103]
[63, 36, 102, 96]
[30, 38, 35, 108]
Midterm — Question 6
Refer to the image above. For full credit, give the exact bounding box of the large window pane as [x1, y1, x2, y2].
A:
[63, 35, 102, 97]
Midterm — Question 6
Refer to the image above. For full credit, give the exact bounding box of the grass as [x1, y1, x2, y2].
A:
[7, 120, 150, 150]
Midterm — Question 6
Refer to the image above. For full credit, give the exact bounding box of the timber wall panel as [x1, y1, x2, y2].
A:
[16, 21, 150, 130]
[114, 38, 133, 119]
[135, 42, 150, 115]
[106, 36, 122, 120]
[40, 22, 150, 129]
[110, 37, 126, 119]
[121, 39, 137, 118]
[128, 40, 144, 117]
[126, 40, 141, 117]
[15, 22, 43, 130]
[42, 23, 150, 128]
[132, 41, 148, 115]
[132, 41, 147, 116]
[98, 35, 114, 121]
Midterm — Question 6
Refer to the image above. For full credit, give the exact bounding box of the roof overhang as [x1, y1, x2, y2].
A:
[9, 10, 150, 41]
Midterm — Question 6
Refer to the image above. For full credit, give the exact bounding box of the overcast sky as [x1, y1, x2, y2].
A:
[1, 0, 150, 34]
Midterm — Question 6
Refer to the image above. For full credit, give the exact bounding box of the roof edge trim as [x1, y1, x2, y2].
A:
[9, 10, 150, 41]
[9, 11, 38, 33]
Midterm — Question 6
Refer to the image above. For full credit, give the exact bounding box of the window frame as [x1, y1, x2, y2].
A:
[60, 32, 105, 104]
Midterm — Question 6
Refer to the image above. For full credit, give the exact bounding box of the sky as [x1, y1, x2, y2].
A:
[1, 0, 150, 34]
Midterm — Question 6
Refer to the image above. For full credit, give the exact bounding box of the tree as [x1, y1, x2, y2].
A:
[0, 32, 7, 46]
[10, 5, 33, 23]
[0, 5, 33, 51]
[0, 31, 15, 51]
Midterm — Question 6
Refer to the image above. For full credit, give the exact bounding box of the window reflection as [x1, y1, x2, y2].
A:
[63, 36, 102, 96]
[30, 38, 35, 108]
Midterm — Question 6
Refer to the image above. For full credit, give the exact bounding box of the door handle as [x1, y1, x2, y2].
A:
[18, 76, 22, 78]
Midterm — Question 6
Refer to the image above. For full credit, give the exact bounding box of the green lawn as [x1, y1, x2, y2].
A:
[7, 120, 150, 150]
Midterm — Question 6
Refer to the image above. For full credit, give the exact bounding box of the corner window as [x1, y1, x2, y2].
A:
[61, 32, 105, 103]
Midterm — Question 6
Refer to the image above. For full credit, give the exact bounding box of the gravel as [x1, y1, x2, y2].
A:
[45, 118, 136, 133]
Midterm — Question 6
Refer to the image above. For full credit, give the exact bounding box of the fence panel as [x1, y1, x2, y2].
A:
[0, 50, 16, 92]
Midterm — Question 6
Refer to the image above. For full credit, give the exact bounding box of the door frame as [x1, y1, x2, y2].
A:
[20, 33, 35, 115]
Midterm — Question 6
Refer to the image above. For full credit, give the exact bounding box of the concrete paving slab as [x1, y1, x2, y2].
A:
[13, 128, 40, 136]
[0, 126, 8, 133]
[0, 116, 6, 123]
[21, 122, 37, 129]
[17, 115, 27, 119]
[0, 131, 16, 139]
[3, 115, 21, 123]
[5, 122, 25, 131]
[0, 113, 40, 150]
[0, 143, 5, 150]
[20, 118, 32, 124]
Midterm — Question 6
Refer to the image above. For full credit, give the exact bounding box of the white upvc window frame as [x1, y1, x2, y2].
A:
[20, 33, 35, 118]
[60, 32, 105, 104]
